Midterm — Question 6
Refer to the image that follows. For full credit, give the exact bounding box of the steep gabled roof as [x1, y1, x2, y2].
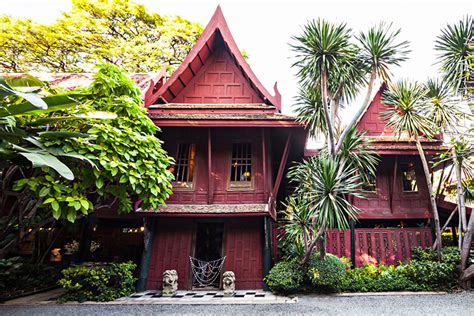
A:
[144, 5, 281, 110]
[357, 83, 443, 154]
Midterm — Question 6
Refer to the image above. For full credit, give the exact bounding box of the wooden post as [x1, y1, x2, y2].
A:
[76, 215, 93, 264]
[137, 217, 156, 292]
[389, 156, 398, 213]
[207, 127, 213, 204]
[261, 128, 267, 200]
[262, 217, 272, 291]
[350, 219, 356, 269]
[451, 226, 458, 247]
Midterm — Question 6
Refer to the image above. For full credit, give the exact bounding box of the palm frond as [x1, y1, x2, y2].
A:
[357, 22, 411, 82]
[381, 80, 433, 139]
[435, 16, 473, 92]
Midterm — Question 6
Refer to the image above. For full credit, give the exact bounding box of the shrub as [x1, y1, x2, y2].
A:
[411, 246, 460, 266]
[406, 260, 457, 290]
[307, 253, 346, 292]
[340, 264, 423, 292]
[58, 261, 136, 302]
[264, 260, 304, 294]
[0, 257, 61, 301]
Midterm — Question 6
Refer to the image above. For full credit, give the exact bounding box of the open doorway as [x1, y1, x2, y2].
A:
[191, 222, 225, 289]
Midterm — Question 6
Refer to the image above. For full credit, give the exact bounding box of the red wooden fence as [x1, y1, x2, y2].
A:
[324, 228, 433, 267]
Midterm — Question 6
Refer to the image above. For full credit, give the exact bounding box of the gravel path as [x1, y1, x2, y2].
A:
[1, 292, 473, 315]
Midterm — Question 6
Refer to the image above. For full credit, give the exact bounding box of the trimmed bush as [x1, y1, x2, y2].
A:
[58, 261, 136, 302]
[340, 264, 423, 292]
[307, 253, 346, 291]
[264, 260, 304, 294]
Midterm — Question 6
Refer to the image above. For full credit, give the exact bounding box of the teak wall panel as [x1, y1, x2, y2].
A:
[171, 48, 264, 104]
[160, 127, 270, 205]
[354, 155, 431, 219]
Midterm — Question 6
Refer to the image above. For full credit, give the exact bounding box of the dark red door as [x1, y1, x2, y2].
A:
[224, 218, 263, 289]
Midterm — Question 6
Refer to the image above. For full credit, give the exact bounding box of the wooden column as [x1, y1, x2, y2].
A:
[137, 217, 156, 292]
[76, 215, 93, 264]
[389, 156, 398, 213]
[261, 128, 267, 200]
[350, 219, 356, 269]
[262, 217, 272, 291]
[207, 127, 213, 204]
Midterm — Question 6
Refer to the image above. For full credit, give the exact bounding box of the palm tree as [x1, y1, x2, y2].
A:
[288, 154, 365, 264]
[336, 22, 411, 152]
[382, 80, 443, 257]
[435, 16, 473, 93]
[291, 19, 354, 154]
[287, 129, 378, 264]
[435, 16, 473, 282]
[290, 20, 407, 261]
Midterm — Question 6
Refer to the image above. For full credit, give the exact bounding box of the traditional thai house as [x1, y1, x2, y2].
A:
[91, 6, 462, 290]
[138, 6, 305, 290]
[321, 85, 462, 267]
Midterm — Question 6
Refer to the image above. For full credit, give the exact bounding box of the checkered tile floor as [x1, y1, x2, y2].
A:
[114, 290, 297, 304]
[127, 290, 267, 299]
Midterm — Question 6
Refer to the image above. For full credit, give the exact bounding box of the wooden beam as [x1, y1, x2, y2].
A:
[207, 127, 213, 204]
[271, 131, 292, 210]
[262, 128, 267, 200]
[389, 156, 398, 213]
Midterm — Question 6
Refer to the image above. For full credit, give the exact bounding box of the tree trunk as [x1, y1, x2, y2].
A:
[320, 67, 336, 155]
[415, 137, 442, 259]
[461, 209, 474, 271]
[453, 149, 467, 232]
[335, 68, 376, 153]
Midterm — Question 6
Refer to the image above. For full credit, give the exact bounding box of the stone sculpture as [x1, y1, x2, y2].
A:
[162, 270, 178, 296]
[222, 271, 235, 296]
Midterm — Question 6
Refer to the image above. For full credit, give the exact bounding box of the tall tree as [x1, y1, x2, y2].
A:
[382, 80, 444, 257]
[435, 16, 473, 282]
[0, 0, 203, 72]
[1, 64, 174, 259]
[289, 19, 408, 261]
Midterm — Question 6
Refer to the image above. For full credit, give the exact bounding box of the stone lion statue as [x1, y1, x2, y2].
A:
[222, 271, 235, 296]
[162, 270, 178, 296]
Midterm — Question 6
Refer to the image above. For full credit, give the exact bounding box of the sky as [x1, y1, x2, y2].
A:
[0, 0, 472, 120]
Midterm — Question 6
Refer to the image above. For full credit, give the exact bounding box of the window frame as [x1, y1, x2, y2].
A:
[227, 142, 254, 191]
[362, 172, 377, 193]
[400, 162, 419, 193]
[172, 143, 197, 191]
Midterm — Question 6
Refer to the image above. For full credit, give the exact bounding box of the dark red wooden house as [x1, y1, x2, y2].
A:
[321, 85, 460, 267]
[139, 6, 305, 290]
[92, 6, 460, 290]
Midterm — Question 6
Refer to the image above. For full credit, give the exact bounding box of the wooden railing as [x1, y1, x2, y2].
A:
[325, 228, 433, 266]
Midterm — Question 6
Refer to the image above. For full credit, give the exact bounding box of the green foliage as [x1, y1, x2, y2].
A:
[435, 16, 473, 93]
[340, 263, 423, 292]
[58, 261, 136, 302]
[0, 257, 61, 300]
[341, 247, 460, 292]
[264, 260, 304, 294]
[0, 0, 203, 72]
[307, 253, 346, 291]
[382, 80, 433, 139]
[13, 63, 174, 221]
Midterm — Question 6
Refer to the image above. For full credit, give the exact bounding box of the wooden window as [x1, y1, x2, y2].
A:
[173, 143, 196, 188]
[363, 173, 377, 192]
[401, 162, 418, 192]
[229, 143, 252, 188]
